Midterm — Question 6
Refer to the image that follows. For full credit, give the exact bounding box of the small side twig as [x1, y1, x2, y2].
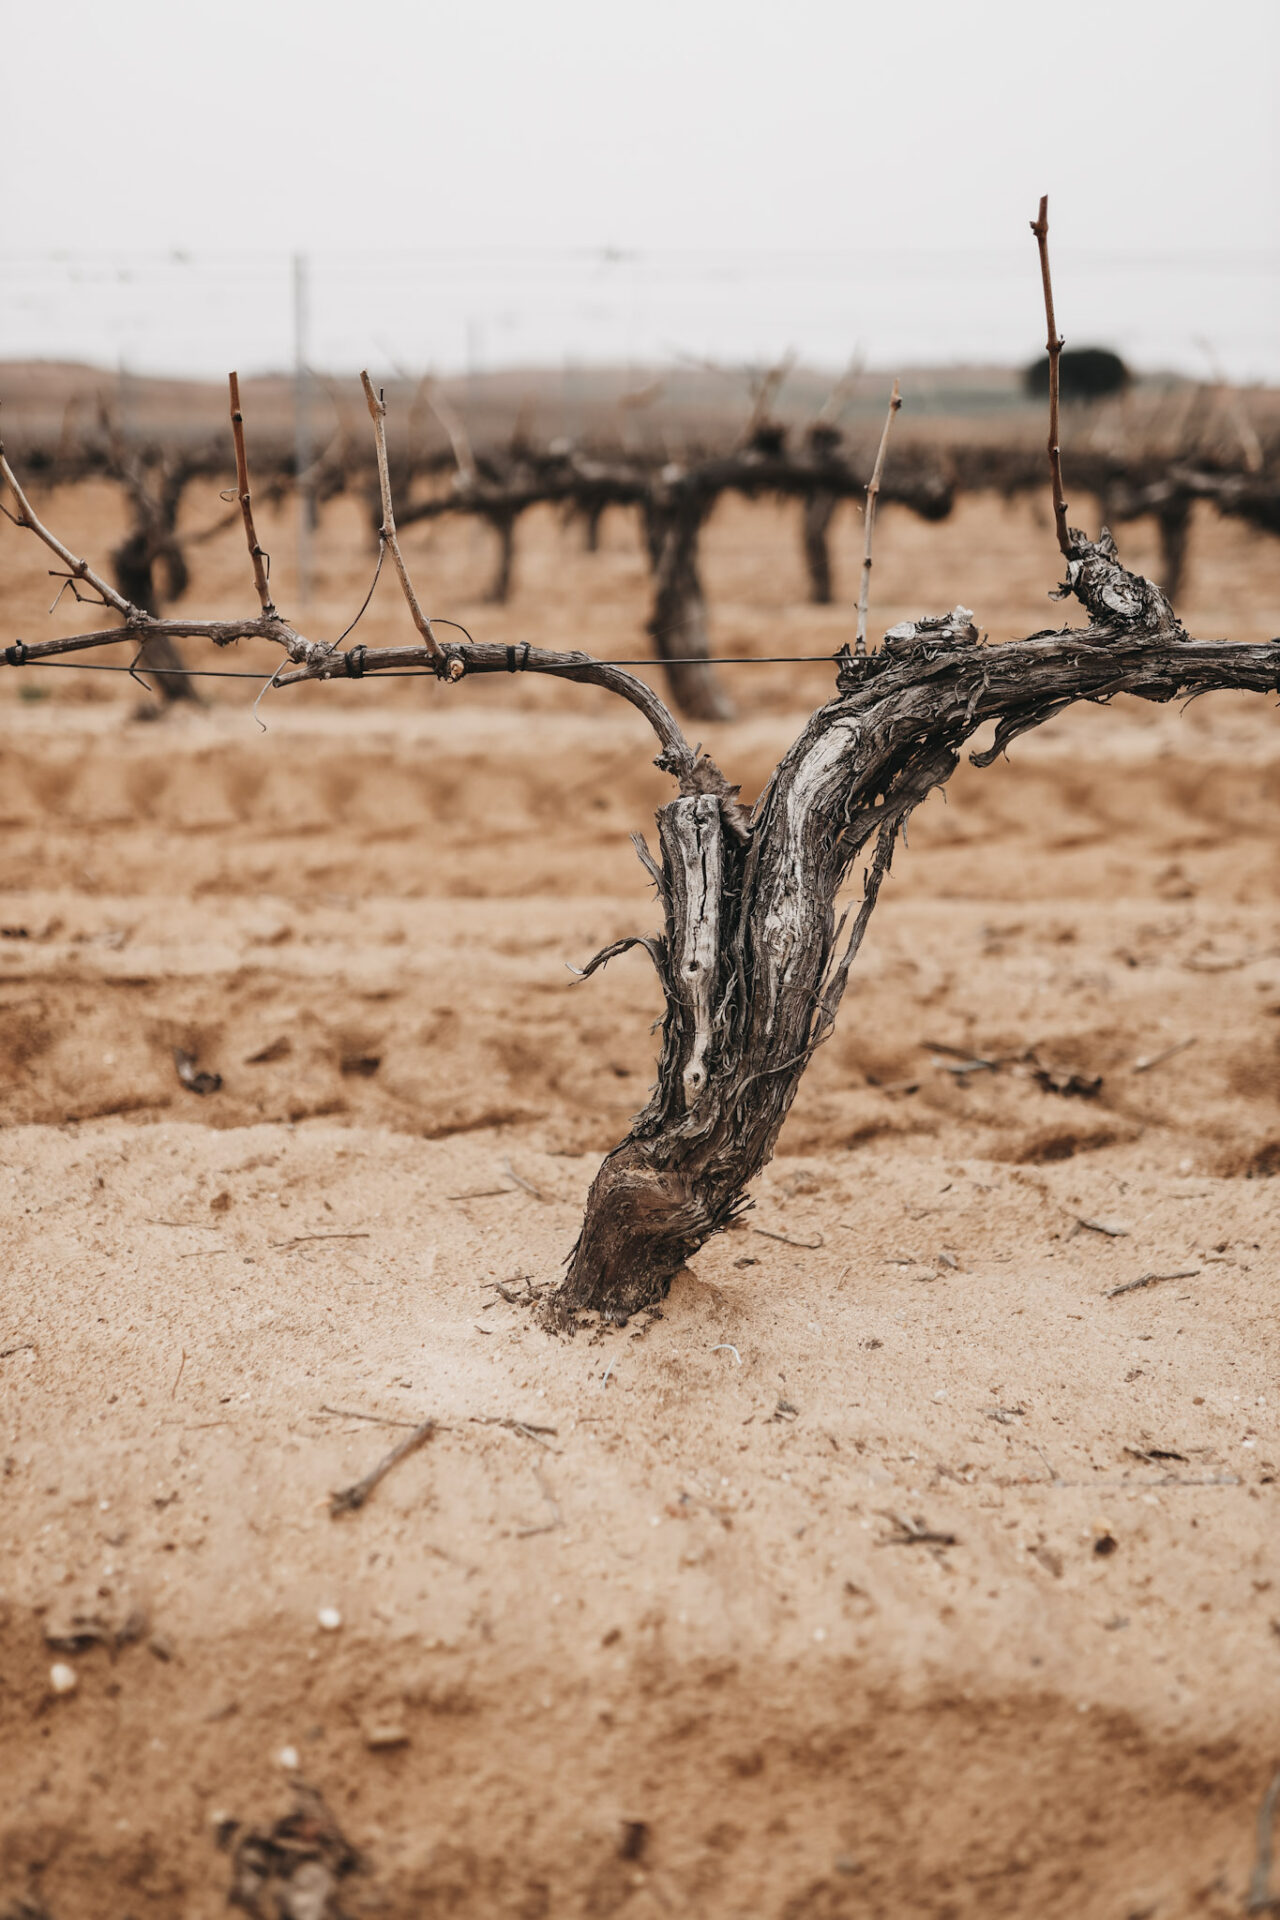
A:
[854, 377, 901, 656]
[360, 372, 443, 660]
[1030, 194, 1072, 559]
[329, 1417, 435, 1515]
[0, 445, 137, 620]
[227, 373, 277, 617]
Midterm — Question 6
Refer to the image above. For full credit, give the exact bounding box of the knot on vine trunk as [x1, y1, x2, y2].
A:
[657, 745, 752, 845]
[835, 607, 977, 692]
[1058, 528, 1185, 639]
[881, 607, 979, 658]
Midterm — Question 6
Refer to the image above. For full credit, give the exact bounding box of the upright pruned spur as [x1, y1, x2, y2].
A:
[3, 200, 1278, 1326]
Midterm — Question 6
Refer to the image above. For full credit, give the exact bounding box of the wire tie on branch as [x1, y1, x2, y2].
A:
[5, 642, 27, 666]
[344, 646, 367, 678]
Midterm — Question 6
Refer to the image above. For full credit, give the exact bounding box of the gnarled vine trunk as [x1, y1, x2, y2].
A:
[643, 496, 731, 722]
[554, 532, 1280, 1323]
[111, 469, 201, 704]
[484, 506, 518, 604]
[6, 361, 1275, 1334]
[801, 488, 838, 603]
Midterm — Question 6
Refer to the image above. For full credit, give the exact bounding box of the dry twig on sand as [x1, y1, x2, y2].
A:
[753, 1227, 824, 1250]
[1106, 1268, 1201, 1300]
[329, 1418, 436, 1516]
[876, 1511, 958, 1549]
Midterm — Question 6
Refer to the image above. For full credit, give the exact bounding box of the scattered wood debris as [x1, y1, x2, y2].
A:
[1183, 947, 1277, 973]
[244, 1035, 292, 1064]
[484, 1273, 546, 1307]
[876, 1511, 958, 1549]
[1030, 1058, 1102, 1099]
[319, 1404, 421, 1430]
[866, 1073, 922, 1095]
[470, 1415, 559, 1449]
[1106, 1267, 1201, 1299]
[922, 1040, 1001, 1077]
[44, 1598, 149, 1658]
[1131, 1036, 1197, 1074]
[364, 1723, 410, 1751]
[339, 1053, 381, 1078]
[270, 1231, 370, 1251]
[753, 1227, 824, 1250]
[619, 1821, 650, 1862]
[502, 1157, 554, 1203]
[218, 1787, 360, 1920]
[172, 1047, 222, 1096]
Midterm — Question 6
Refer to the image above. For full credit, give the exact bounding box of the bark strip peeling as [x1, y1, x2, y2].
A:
[660, 795, 723, 1108]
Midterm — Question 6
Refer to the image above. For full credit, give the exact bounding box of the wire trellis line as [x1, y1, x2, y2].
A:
[9, 653, 846, 680]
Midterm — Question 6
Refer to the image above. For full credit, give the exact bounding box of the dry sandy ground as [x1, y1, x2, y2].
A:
[2, 480, 1280, 1917]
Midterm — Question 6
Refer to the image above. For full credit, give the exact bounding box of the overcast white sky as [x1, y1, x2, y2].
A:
[4, 0, 1277, 377]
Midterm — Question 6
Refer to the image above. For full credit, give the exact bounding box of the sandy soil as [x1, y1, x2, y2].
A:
[2, 480, 1280, 1917]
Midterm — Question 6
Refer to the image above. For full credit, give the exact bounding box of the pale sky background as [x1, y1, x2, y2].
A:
[3, 0, 1277, 379]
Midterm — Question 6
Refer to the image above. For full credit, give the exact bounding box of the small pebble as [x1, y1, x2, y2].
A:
[49, 1662, 78, 1696]
[317, 1607, 342, 1632]
[277, 1745, 300, 1770]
